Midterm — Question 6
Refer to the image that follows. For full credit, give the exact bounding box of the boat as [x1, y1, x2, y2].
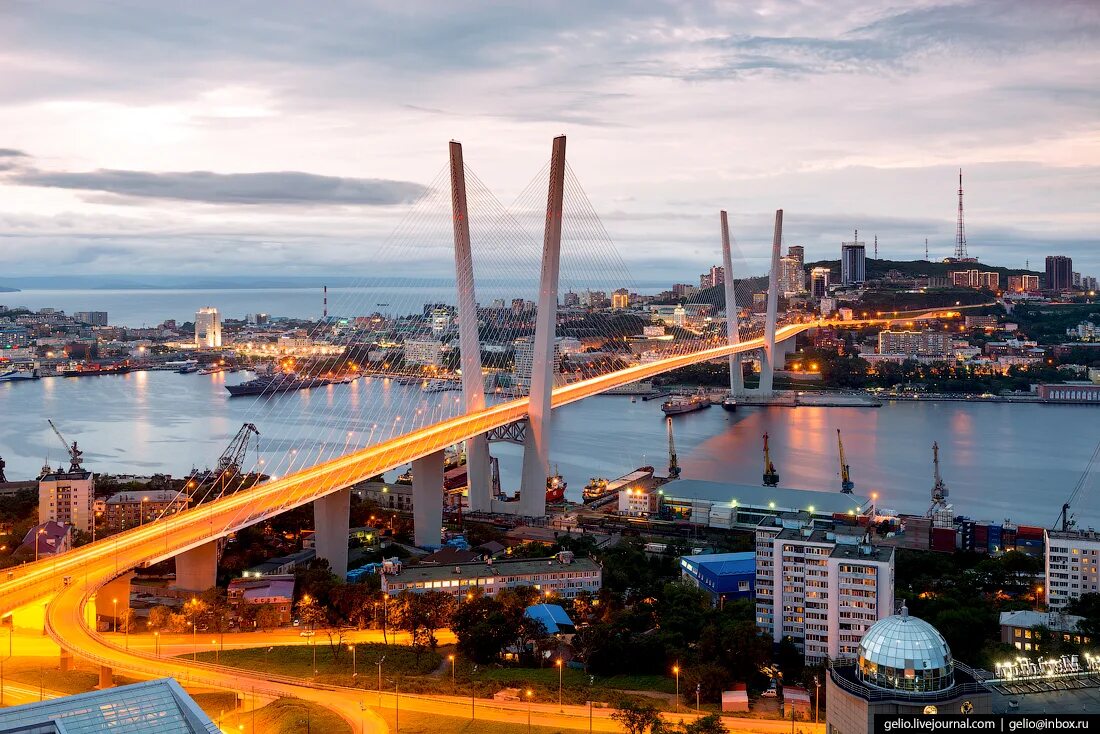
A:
[422, 378, 457, 393]
[178, 363, 201, 374]
[225, 373, 341, 397]
[0, 368, 40, 382]
[62, 363, 131, 377]
[546, 466, 567, 504]
[583, 466, 654, 504]
[661, 394, 710, 416]
[722, 394, 737, 411]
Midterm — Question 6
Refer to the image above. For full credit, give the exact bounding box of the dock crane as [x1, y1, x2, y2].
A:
[762, 433, 779, 487]
[1054, 437, 1100, 532]
[837, 429, 854, 494]
[47, 419, 84, 472]
[926, 441, 949, 518]
[666, 417, 681, 479]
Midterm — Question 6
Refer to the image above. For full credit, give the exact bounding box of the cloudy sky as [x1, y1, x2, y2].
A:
[1, 0, 1097, 282]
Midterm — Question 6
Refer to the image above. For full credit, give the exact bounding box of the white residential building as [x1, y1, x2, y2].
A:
[403, 338, 445, 367]
[1045, 528, 1100, 609]
[194, 307, 222, 348]
[756, 513, 894, 664]
[513, 336, 562, 395]
[38, 470, 95, 533]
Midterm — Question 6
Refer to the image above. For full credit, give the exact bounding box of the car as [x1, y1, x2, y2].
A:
[299, 630, 315, 638]
[761, 687, 777, 698]
[292, 619, 300, 627]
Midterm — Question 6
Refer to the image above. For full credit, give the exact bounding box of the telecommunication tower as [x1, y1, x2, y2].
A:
[954, 169, 968, 260]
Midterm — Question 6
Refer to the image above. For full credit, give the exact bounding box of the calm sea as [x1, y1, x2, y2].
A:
[1, 370, 1096, 529]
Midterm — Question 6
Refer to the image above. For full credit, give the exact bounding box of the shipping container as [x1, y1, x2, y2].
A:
[1017, 525, 1045, 540]
[931, 527, 957, 553]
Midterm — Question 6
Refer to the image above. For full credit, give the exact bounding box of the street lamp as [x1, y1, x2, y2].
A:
[191, 622, 197, 662]
[140, 496, 148, 526]
[814, 675, 820, 724]
[34, 527, 47, 563]
[212, 638, 220, 664]
[348, 644, 357, 679]
[448, 654, 455, 689]
[556, 658, 564, 712]
[526, 689, 533, 734]
[376, 655, 386, 706]
[153, 631, 160, 657]
[672, 664, 680, 711]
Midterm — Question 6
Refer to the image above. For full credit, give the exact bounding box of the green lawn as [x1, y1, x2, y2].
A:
[216, 697, 351, 734]
[375, 708, 571, 734]
[190, 642, 440, 685]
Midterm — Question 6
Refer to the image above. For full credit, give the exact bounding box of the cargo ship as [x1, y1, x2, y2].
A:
[583, 466, 654, 503]
[546, 467, 567, 504]
[62, 363, 131, 377]
[225, 373, 341, 397]
[0, 368, 40, 382]
[661, 394, 710, 416]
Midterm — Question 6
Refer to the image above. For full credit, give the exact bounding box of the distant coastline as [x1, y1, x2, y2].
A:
[0, 287, 20, 293]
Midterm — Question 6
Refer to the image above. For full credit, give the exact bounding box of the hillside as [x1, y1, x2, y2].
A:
[805, 257, 1041, 281]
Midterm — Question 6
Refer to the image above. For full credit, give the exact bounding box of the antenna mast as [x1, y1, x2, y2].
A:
[873, 235, 878, 260]
[954, 169, 968, 259]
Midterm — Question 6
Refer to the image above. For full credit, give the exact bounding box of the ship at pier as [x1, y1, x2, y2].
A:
[226, 373, 342, 397]
[661, 394, 710, 416]
[583, 466, 654, 503]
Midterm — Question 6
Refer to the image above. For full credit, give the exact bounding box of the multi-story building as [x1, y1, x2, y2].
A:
[1073, 272, 1082, 289]
[1044, 528, 1100, 609]
[562, 291, 580, 308]
[194, 307, 222, 348]
[756, 513, 894, 664]
[840, 241, 866, 286]
[0, 326, 31, 350]
[949, 270, 999, 290]
[403, 338, 445, 367]
[1083, 276, 1098, 292]
[877, 330, 952, 357]
[779, 255, 804, 296]
[679, 552, 755, 607]
[699, 266, 725, 289]
[611, 288, 630, 310]
[999, 610, 1091, 653]
[512, 336, 562, 394]
[227, 574, 295, 626]
[429, 308, 451, 337]
[381, 552, 602, 600]
[104, 489, 189, 531]
[1046, 255, 1074, 291]
[1007, 274, 1040, 293]
[38, 469, 94, 533]
[72, 311, 109, 326]
[964, 315, 998, 329]
[810, 267, 831, 299]
[672, 283, 696, 299]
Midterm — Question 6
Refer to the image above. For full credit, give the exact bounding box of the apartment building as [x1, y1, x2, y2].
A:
[1045, 528, 1100, 609]
[38, 469, 94, 533]
[756, 513, 894, 663]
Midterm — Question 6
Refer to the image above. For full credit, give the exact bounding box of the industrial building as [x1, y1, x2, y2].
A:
[679, 551, 755, 607]
[657, 479, 868, 530]
[381, 552, 601, 600]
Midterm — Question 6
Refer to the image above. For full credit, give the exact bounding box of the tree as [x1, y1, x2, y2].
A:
[296, 594, 327, 632]
[147, 605, 174, 631]
[1067, 593, 1100, 640]
[255, 604, 283, 631]
[451, 594, 513, 664]
[611, 698, 664, 734]
[683, 713, 728, 734]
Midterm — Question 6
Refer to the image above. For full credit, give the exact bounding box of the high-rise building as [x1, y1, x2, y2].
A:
[672, 283, 696, 299]
[878, 330, 952, 357]
[562, 291, 580, 308]
[611, 288, 630, 309]
[194, 307, 222, 348]
[779, 253, 805, 296]
[1044, 528, 1100, 610]
[73, 311, 108, 326]
[1084, 276, 1098, 292]
[38, 469, 95, 533]
[699, 266, 725, 289]
[1073, 272, 1082, 289]
[403, 338, 444, 367]
[1007, 275, 1039, 293]
[430, 308, 451, 337]
[1046, 256, 1073, 291]
[513, 336, 562, 394]
[841, 239, 866, 285]
[949, 270, 998, 291]
[755, 513, 894, 663]
[810, 267, 831, 299]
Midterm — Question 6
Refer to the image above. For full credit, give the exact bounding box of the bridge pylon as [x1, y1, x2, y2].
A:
[449, 141, 492, 512]
[720, 210, 744, 396]
[758, 209, 783, 396]
[518, 134, 567, 518]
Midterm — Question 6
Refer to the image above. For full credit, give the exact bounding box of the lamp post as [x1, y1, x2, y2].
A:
[34, 527, 47, 563]
[191, 622, 197, 662]
[348, 644, 357, 679]
[673, 664, 680, 711]
[140, 496, 148, 526]
[376, 656, 385, 706]
[526, 689, 533, 734]
[112, 598, 118, 633]
[448, 654, 455, 689]
[212, 638, 220, 664]
[556, 658, 564, 712]
[814, 675, 820, 725]
[153, 631, 160, 657]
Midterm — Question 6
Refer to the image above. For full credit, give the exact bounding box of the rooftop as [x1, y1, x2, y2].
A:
[40, 470, 93, 481]
[830, 542, 895, 564]
[661, 478, 868, 516]
[385, 555, 600, 585]
[999, 610, 1086, 633]
[525, 603, 575, 635]
[0, 678, 218, 734]
[680, 552, 755, 576]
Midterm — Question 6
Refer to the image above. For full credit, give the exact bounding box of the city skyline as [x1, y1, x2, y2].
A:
[0, 1, 1098, 279]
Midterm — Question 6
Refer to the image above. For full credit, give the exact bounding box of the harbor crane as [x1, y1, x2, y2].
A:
[46, 419, 84, 473]
[837, 429, 854, 494]
[666, 417, 681, 479]
[926, 442, 949, 518]
[762, 433, 779, 487]
[1054, 437, 1100, 532]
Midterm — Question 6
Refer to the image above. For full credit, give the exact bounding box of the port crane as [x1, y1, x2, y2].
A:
[762, 433, 779, 487]
[1054, 437, 1100, 532]
[837, 429, 854, 494]
[666, 417, 681, 479]
[46, 419, 84, 473]
[926, 441, 949, 518]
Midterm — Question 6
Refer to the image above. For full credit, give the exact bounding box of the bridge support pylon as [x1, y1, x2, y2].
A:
[59, 649, 74, 672]
[758, 209, 783, 396]
[449, 140, 492, 513]
[519, 134, 567, 518]
[412, 451, 444, 548]
[173, 543, 217, 592]
[314, 487, 350, 580]
[97, 665, 113, 689]
[720, 210, 744, 396]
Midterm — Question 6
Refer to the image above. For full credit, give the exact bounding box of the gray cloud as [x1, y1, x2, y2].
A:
[0, 149, 28, 157]
[10, 168, 429, 206]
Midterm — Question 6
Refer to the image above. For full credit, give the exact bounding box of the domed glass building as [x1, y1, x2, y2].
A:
[856, 606, 954, 692]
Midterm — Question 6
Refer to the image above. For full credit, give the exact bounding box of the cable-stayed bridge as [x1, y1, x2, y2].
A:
[0, 135, 974, 696]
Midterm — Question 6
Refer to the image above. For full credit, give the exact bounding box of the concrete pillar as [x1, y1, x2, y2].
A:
[412, 451, 445, 548]
[97, 665, 113, 689]
[759, 209, 783, 396]
[314, 487, 350, 580]
[172, 541, 218, 592]
[519, 135, 567, 518]
[449, 141, 492, 513]
[95, 572, 134, 621]
[720, 210, 744, 396]
[59, 649, 73, 672]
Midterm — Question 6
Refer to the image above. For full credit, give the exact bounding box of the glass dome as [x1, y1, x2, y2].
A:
[857, 605, 954, 693]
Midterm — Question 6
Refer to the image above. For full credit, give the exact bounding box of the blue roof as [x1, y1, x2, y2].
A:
[680, 552, 755, 576]
[525, 603, 575, 634]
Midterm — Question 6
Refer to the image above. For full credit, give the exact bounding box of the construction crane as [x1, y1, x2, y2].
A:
[47, 419, 84, 473]
[190, 423, 261, 506]
[666, 417, 681, 479]
[1054, 437, 1100, 532]
[837, 429, 854, 494]
[926, 441, 949, 518]
[762, 433, 779, 487]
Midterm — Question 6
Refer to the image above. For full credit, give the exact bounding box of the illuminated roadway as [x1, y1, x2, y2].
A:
[0, 308, 973, 731]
